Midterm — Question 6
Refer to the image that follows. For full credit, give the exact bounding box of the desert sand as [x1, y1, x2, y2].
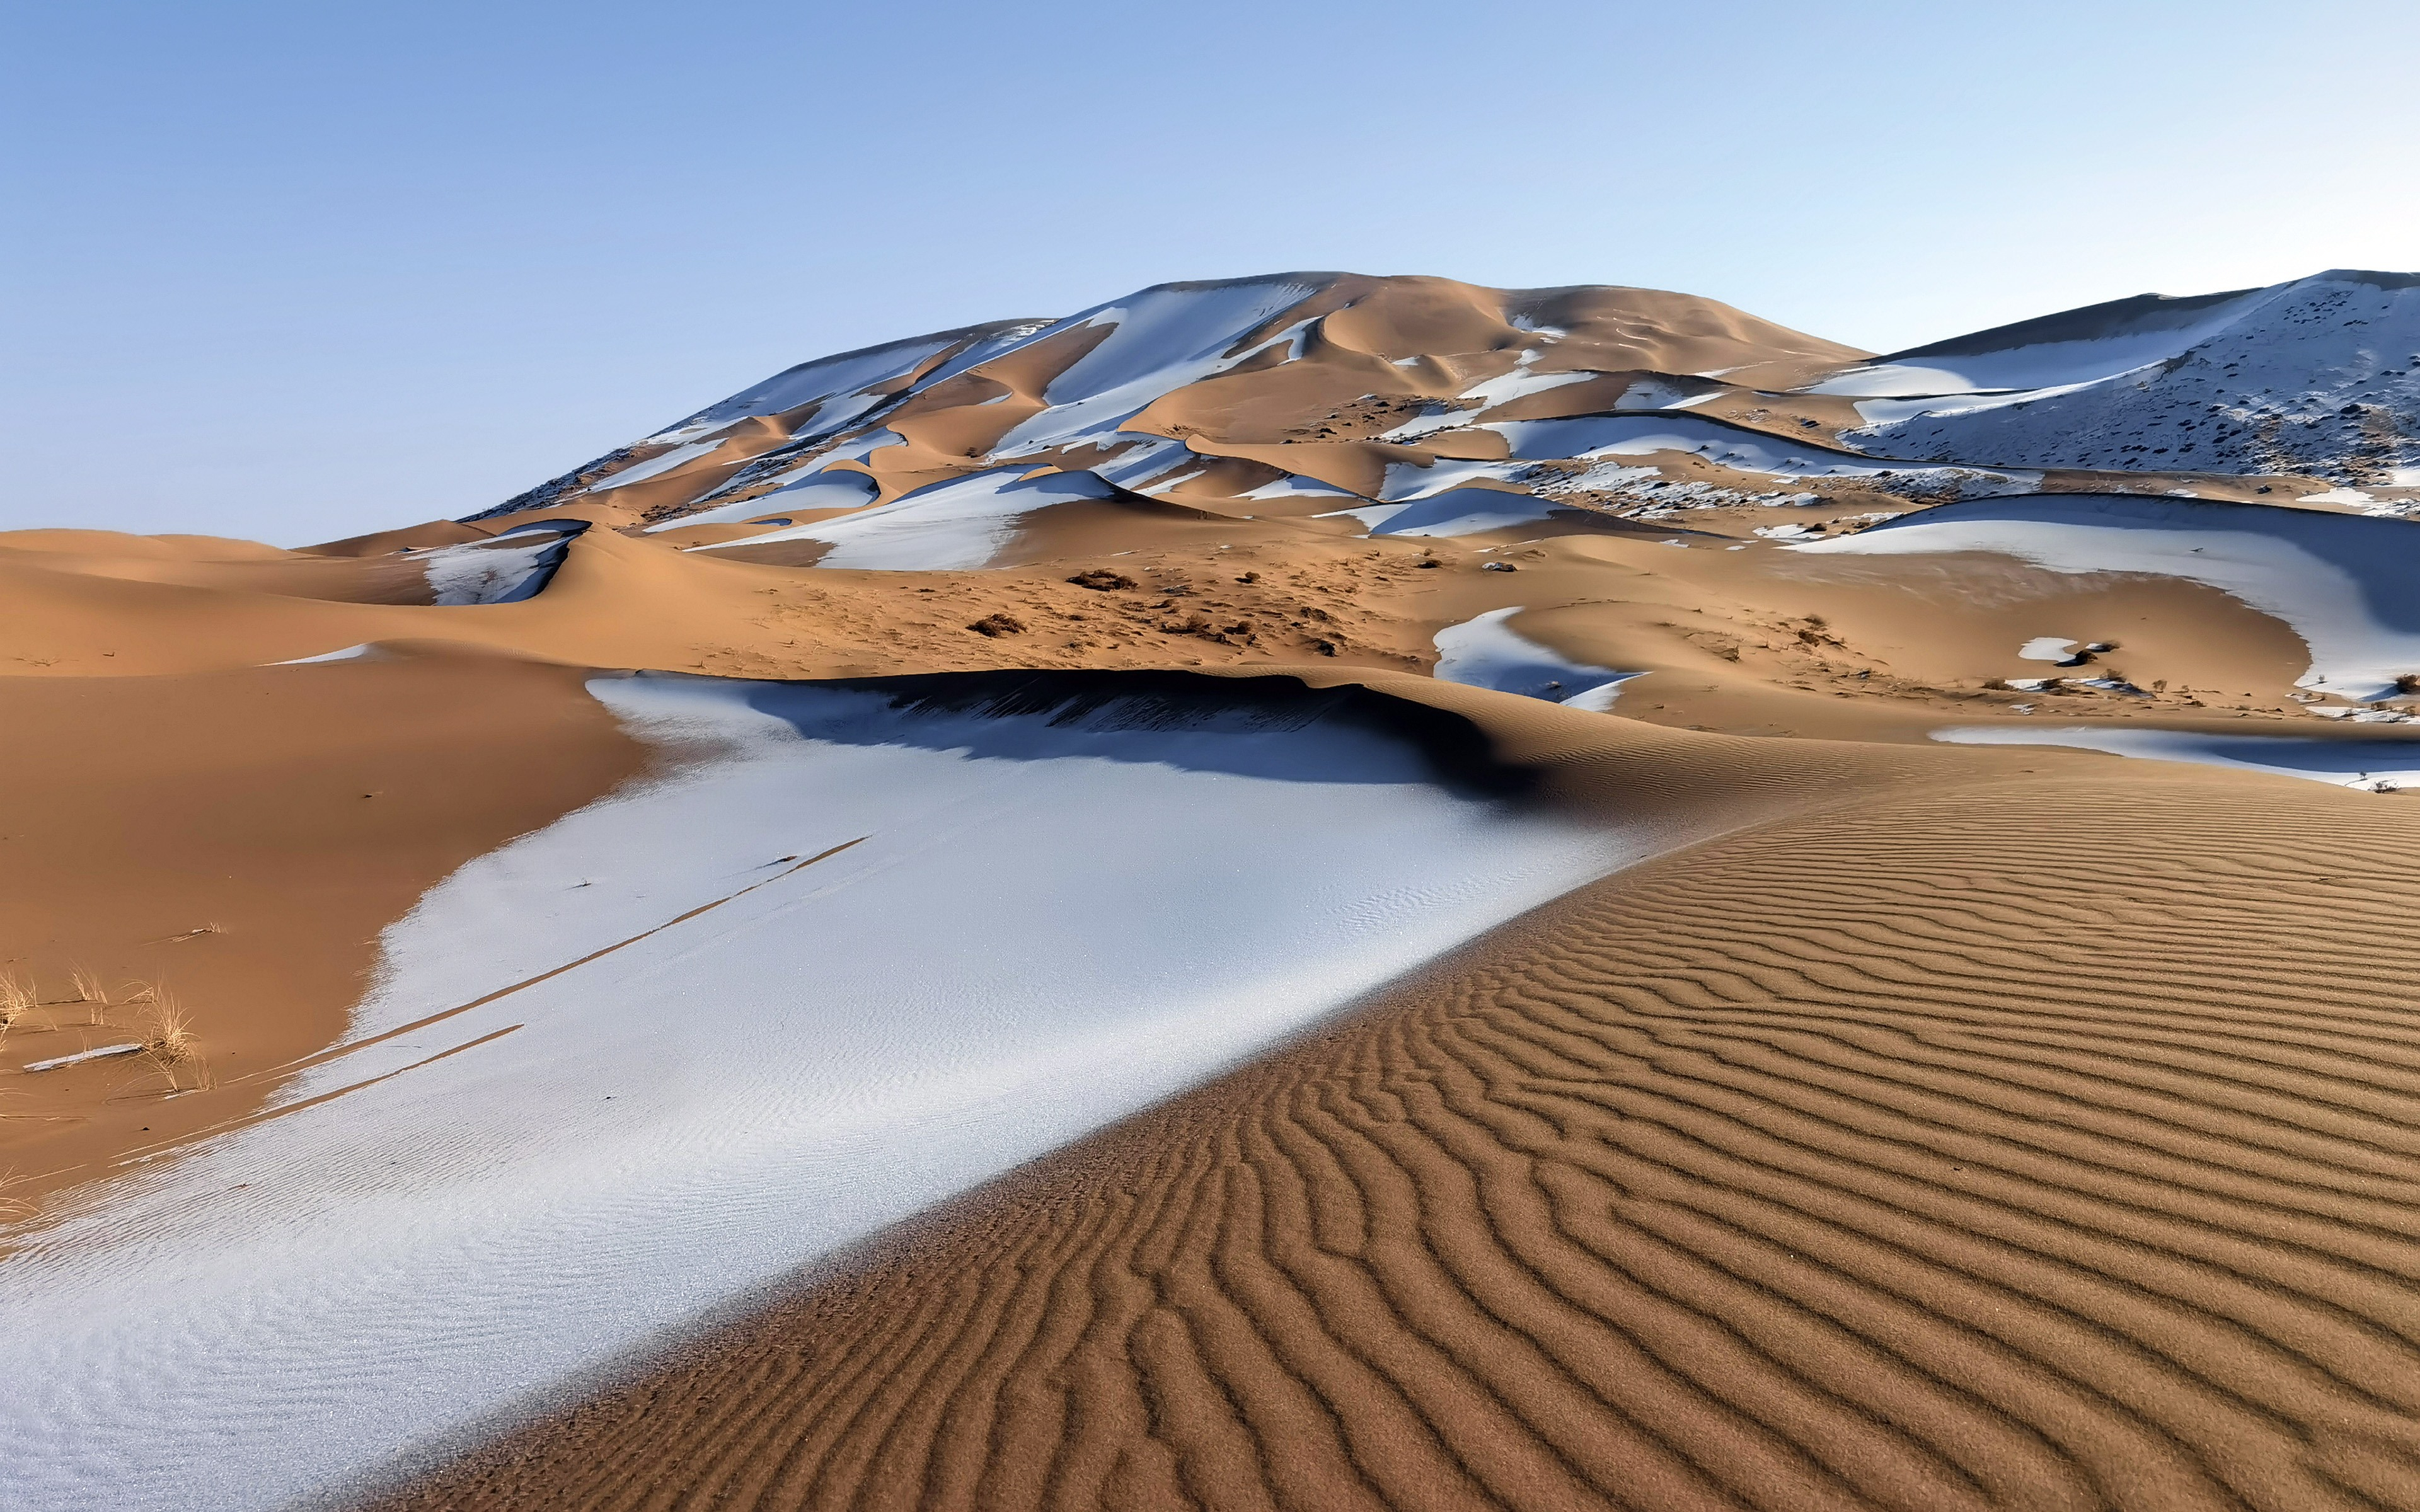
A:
[9, 269, 2420, 1511]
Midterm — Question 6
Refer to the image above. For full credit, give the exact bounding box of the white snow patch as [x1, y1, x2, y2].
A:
[989, 280, 1323, 457]
[0, 673, 1646, 1511]
[643, 333, 967, 447]
[1376, 352, 1598, 444]
[687, 469, 1111, 570]
[1240, 473, 1361, 502]
[1323, 489, 1561, 538]
[584, 438, 729, 493]
[642, 473, 879, 533]
[2019, 637, 2082, 663]
[1807, 289, 2276, 398]
[1934, 724, 2420, 791]
[408, 525, 580, 606]
[271, 644, 377, 666]
[1432, 608, 1640, 709]
[1484, 415, 2040, 491]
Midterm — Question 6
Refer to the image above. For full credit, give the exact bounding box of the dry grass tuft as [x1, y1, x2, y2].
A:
[0, 1167, 32, 1223]
[0, 973, 34, 1042]
[136, 986, 210, 1092]
[71, 966, 110, 1026]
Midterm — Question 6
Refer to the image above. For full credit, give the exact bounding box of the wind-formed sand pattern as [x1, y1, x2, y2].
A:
[12, 266, 2420, 1512]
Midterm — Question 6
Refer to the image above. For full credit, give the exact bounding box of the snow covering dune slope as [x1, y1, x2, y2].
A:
[409, 520, 586, 604]
[1432, 607, 1641, 710]
[686, 467, 1115, 569]
[1816, 272, 2420, 481]
[0, 672, 1650, 1512]
[1934, 724, 2420, 791]
[1791, 494, 2420, 700]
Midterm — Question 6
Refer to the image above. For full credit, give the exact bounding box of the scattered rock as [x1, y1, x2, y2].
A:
[1481, 561, 1518, 573]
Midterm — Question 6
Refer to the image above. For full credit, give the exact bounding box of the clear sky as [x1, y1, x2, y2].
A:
[6, 0, 2417, 544]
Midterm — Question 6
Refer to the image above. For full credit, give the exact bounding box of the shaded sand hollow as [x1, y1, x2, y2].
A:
[373, 754, 2420, 1512]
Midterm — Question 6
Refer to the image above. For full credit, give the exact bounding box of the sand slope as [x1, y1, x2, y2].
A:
[377, 760, 2420, 1512]
[18, 264, 2420, 1512]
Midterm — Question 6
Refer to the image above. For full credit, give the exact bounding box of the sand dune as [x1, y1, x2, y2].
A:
[1816, 272, 2420, 486]
[376, 758, 2420, 1512]
[18, 265, 2420, 1512]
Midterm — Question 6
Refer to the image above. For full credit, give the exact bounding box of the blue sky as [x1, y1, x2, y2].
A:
[6, 1, 2417, 544]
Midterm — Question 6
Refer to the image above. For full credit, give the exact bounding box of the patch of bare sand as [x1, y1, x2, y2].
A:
[372, 743, 2420, 1512]
[0, 646, 643, 1218]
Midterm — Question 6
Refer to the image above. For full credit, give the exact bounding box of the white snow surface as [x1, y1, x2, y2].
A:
[1809, 289, 2274, 398]
[1376, 354, 1599, 443]
[1432, 609, 1640, 709]
[408, 525, 580, 605]
[0, 673, 1650, 1512]
[1242, 472, 1361, 501]
[1823, 273, 2420, 481]
[1934, 724, 2420, 791]
[643, 473, 879, 533]
[1484, 415, 2037, 491]
[585, 437, 730, 492]
[640, 331, 974, 447]
[988, 278, 1325, 458]
[1792, 494, 2420, 701]
[1325, 489, 1562, 537]
[686, 468, 1111, 570]
[2019, 637, 2081, 663]
[272, 643, 379, 665]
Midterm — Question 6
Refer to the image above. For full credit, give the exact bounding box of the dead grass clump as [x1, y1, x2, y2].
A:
[71, 966, 108, 1026]
[136, 986, 209, 1092]
[967, 614, 1025, 638]
[0, 973, 34, 1041]
[1066, 570, 1137, 592]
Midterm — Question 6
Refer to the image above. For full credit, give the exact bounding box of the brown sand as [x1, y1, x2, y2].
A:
[377, 752, 2420, 1511]
[14, 273, 2420, 1509]
[0, 646, 643, 1211]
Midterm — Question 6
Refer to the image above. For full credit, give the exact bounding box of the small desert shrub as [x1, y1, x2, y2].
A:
[2397, 673, 2420, 696]
[1066, 570, 1137, 591]
[137, 987, 209, 1092]
[967, 614, 1025, 638]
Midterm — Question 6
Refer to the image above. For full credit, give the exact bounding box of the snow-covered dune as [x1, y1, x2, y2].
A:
[1790, 493, 2420, 699]
[408, 520, 586, 605]
[1814, 272, 2420, 481]
[0, 672, 1647, 1512]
